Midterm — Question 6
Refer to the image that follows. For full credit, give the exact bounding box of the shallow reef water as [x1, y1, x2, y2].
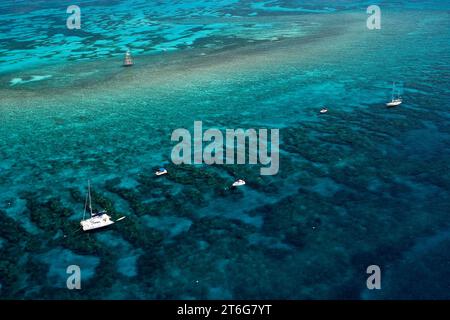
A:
[0, 1, 450, 299]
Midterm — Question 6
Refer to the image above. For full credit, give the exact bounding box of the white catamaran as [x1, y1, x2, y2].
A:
[80, 181, 115, 232]
[386, 82, 403, 107]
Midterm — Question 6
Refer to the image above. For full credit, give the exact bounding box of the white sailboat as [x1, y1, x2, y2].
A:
[386, 82, 403, 107]
[80, 181, 115, 232]
[123, 50, 134, 67]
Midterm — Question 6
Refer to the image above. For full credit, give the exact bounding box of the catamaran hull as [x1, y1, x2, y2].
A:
[81, 214, 115, 231]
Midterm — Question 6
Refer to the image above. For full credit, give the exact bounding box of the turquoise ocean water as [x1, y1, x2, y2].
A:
[0, 1, 449, 299]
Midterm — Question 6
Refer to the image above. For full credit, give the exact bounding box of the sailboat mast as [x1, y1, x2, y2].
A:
[392, 82, 395, 101]
[88, 180, 93, 217]
[83, 191, 88, 221]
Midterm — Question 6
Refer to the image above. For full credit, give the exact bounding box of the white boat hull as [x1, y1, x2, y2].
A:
[386, 101, 402, 107]
[232, 181, 246, 187]
[81, 214, 115, 231]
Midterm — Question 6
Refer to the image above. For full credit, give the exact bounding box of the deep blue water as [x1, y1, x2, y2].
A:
[0, 0, 449, 299]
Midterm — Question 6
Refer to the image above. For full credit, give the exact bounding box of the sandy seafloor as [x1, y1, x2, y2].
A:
[0, 0, 449, 299]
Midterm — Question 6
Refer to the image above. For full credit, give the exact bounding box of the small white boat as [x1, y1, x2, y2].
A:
[386, 99, 402, 107]
[232, 179, 246, 187]
[320, 108, 328, 114]
[386, 82, 402, 107]
[80, 181, 115, 232]
[155, 168, 168, 176]
[123, 50, 134, 67]
[116, 216, 127, 222]
[81, 212, 114, 231]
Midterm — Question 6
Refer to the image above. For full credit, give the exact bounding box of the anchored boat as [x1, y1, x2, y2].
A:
[386, 82, 403, 107]
[232, 179, 246, 187]
[80, 181, 115, 232]
[123, 50, 134, 67]
[155, 168, 168, 176]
